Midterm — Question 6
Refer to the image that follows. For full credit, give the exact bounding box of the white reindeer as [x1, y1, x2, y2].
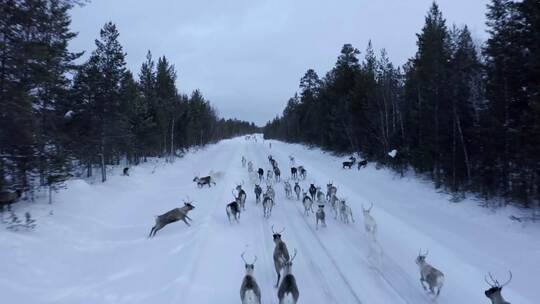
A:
[362, 203, 377, 235]
[415, 250, 445, 297]
[240, 252, 261, 304]
[339, 199, 354, 223]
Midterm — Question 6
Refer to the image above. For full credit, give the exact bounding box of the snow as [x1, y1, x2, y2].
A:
[388, 149, 397, 158]
[1, 136, 538, 304]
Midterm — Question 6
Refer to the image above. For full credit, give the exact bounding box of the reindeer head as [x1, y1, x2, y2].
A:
[318, 205, 325, 209]
[283, 249, 298, 274]
[362, 202, 373, 216]
[192, 177, 199, 182]
[241, 252, 257, 276]
[236, 184, 243, 191]
[271, 225, 285, 243]
[484, 271, 512, 300]
[183, 202, 195, 211]
[415, 249, 428, 266]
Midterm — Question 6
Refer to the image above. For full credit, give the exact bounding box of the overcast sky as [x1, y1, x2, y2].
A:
[69, 0, 489, 126]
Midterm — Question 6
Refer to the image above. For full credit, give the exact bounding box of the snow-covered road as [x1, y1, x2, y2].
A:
[1, 136, 538, 304]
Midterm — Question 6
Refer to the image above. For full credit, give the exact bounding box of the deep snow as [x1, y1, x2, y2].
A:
[1, 136, 538, 304]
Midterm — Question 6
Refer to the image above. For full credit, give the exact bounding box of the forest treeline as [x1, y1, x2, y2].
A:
[0, 0, 258, 191]
[264, 1, 540, 207]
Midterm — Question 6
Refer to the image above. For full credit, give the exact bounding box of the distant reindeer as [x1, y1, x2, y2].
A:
[267, 169, 273, 181]
[362, 203, 377, 235]
[308, 184, 317, 200]
[257, 168, 264, 181]
[298, 166, 307, 180]
[193, 175, 216, 188]
[122, 167, 129, 176]
[342, 156, 356, 169]
[274, 167, 281, 182]
[248, 161, 254, 172]
[149, 201, 195, 237]
[290, 167, 298, 179]
[240, 252, 261, 304]
[242, 156, 247, 168]
[357, 159, 368, 170]
[302, 191, 314, 215]
[415, 250, 445, 297]
[289, 155, 295, 166]
[263, 194, 274, 218]
[329, 194, 339, 219]
[316, 187, 325, 203]
[284, 180, 292, 199]
[226, 199, 241, 223]
[0, 189, 22, 211]
[484, 271, 512, 304]
[326, 182, 337, 201]
[265, 183, 275, 201]
[277, 249, 299, 304]
[272, 226, 290, 287]
[339, 199, 355, 223]
[316, 205, 326, 230]
[293, 182, 301, 200]
[236, 184, 247, 210]
[254, 184, 262, 204]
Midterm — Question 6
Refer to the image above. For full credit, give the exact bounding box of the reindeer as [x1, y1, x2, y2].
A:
[484, 271, 512, 304]
[339, 199, 355, 223]
[254, 184, 262, 204]
[263, 194, 274, 218]
[193, 176, 216, 188]
[0, 189, 22, 211]
[272, 226, 290, 288]
[274, 167, 281, 182]
[226, 199, 241, 223]
[302, 191, 313, 215]
[234, 185, 246, 211]
[277, 249, 299, 304]
[329, 194, 339, 219]
[265, 183, 275, 201]
[362, 203, 377, 235]
[242, 156, 247, 168]
[267, 169, 273, 181]
[357, 159, 368, 169]
[316, 187, 325, 203]
[290, 167, 298, 179]
[149, 201, 195, 237]
[316, 205, 326, 230]
[247, 161, 254, 173]
[240, 253, 261, 304]
[257, 168, 264, 181]
[342, 156, 356, 169]
[122, 167, 130, 176]
[308, 184, 317, 201]
[415, 250, 445, 297]
[284, 180, 292, 199]
[289, 155, 295, 166]
[293, 182, 301, 200]
[298, 166, 307, 180]
[326, 182, 337, 201]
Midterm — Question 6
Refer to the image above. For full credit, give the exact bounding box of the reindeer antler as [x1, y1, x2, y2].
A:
[241, 252, 248, 264]
[368, 202, 373, 212]
[290, 248, 298, 262]
[271, 225, 285, 234]
[501, 271, 512, 287]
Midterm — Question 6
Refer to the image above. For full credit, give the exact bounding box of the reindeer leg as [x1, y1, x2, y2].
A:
[148, 226, 156, 238]
[182, 218, 191, 226]
[419, 277, 428, 290]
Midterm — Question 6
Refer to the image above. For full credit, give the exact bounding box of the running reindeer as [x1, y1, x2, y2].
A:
[265, 182, 275, 201]
[235, 184, 247, 210]
[298, 166, 307, 180]
[242, 156, 247, 168]
[484, 271, 512, 304]
[257, 168, 264, 182]
[329, 194, 340, 219]
[362, 203, 377, 235]
[149, 200, 195, 237]
[274, 166, 281, 182]
[240, 252, 261, 304]
[267, 169, 273, 181]
[284, 180, 292, 199]
[342, 156, 356, 169]
[277, 249, 299, 304]
[290, 167, 298, 180]
[226, 195, 241, 223]
[262, 193, 274, 218]
[308, 184, 317, 201]
[302, 191, 314, 216]
[248, 161, 254, 172]
[272, 226, 290, 288]
[326, 182, 337, 201]
[339, 199, 355, 223]
[316, 187, 325, 203]
[357, 159, 368, 170]
[415, 250, 445, 297]
[254, 184, 262, 204]
[193, 175, 216, 188]
[293, 182, 301, 200]
[316, 205, 326, 230]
